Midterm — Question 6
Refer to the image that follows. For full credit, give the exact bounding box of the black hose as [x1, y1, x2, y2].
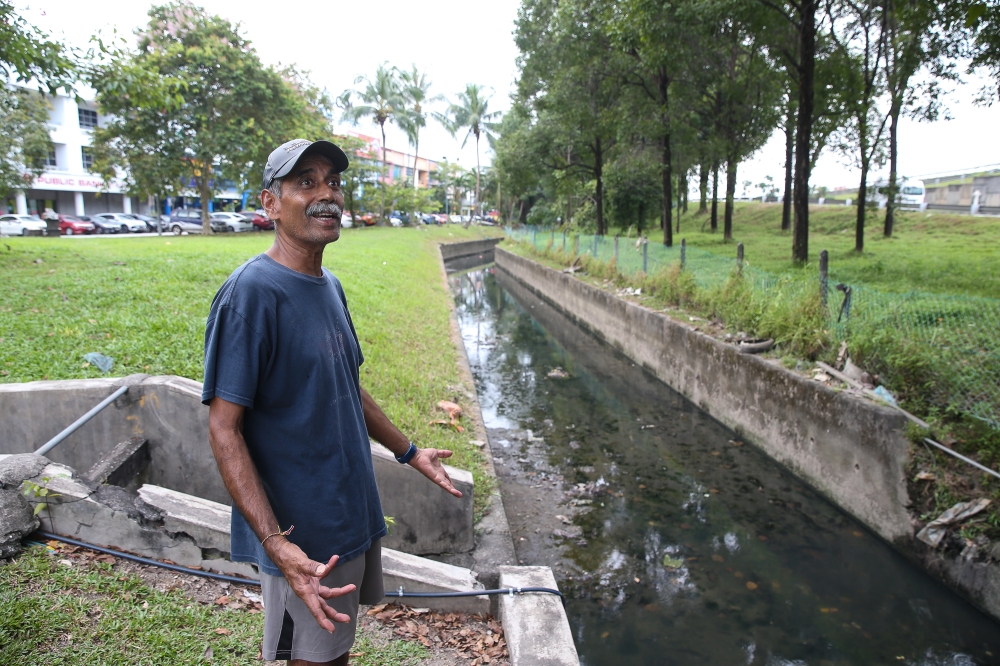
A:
[385, 587, 564, 600]
[34, 531, 263, 587]
[32, 531, 564, 601]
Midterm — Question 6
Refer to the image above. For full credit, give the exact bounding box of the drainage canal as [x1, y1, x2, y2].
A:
[446, 261, 1000, 666]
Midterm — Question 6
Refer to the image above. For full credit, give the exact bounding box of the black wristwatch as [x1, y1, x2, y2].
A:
[395, 442, 418, 464]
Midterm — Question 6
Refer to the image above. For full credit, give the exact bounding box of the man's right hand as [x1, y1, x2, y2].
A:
[267, 537, 356, 633]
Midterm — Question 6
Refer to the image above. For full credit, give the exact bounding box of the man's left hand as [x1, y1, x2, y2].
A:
[409, 448, 463, 498]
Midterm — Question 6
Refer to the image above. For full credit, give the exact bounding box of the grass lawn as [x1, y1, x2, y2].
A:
[660, 203, 1000, 298]
[0, 224, 502, 512]
[0, 543, 426, 665]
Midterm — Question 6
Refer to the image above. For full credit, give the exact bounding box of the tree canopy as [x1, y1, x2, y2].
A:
[494, 0, 990, 264]
[89, 1, 330, 231]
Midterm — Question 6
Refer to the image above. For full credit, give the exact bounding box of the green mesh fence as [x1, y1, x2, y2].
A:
[506, 226, 1000, 430]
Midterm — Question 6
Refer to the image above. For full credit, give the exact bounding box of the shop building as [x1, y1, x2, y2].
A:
[2, 84, 150, 217]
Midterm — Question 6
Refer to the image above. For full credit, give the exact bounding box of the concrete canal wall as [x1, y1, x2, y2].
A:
[496, 247, 913, 541]
[495, 246, 1000, 623]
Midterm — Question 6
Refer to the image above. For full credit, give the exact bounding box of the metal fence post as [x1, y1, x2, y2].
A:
[575, 234, 580, 255]
[562, 231, 567, 252]
[642, 237, 648, 273]
[532, 228, 537, 247]
[680, 238, 686, 269]
[593, 235, 598, 257]
[737, 242, 744, 274]
[614, 235, 619, 265]
[550, 230, 554, 247]
[819, 249, 829, 307]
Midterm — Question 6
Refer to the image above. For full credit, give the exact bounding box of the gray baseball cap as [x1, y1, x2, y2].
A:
[262, 139, 350, 190]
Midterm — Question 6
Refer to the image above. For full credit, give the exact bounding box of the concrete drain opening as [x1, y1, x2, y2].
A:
[0, 370, 579, 665]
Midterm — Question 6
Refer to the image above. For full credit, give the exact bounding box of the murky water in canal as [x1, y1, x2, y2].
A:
[448, 262, 1000, 666]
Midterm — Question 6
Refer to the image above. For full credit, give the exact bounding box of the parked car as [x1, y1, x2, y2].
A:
[93, 213, 147, 234]
[449, 214, 463, 224]
[359, 213, 377, 226]
[241, 211, 273, 231]
[341, 212, 353, 228]
[432, 213, 448, 224]
[211, 212, 254, 232]
[419, 214, 436, 225]
[57, 214, 96, 235]
[168, 209, 228, 234]
[0, 214, 46, 236]
[77, 215, 115, 234]
[131, 214, 162, 232]
[390, 211, 412, 225]
[389, 215, 403, 227]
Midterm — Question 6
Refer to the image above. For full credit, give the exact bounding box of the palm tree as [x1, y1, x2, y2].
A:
[437, 84, 500, 221]
[396, 65, 442, 190]
[338, 63, 401, 219]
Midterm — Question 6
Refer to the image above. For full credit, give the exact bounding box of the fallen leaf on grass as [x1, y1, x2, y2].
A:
[746, 582, 758, 591]
[214, 627, 230, 635]
[214, 595, 230, 606]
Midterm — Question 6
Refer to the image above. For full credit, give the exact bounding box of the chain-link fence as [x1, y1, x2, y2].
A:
[507, 226, 1000, 430]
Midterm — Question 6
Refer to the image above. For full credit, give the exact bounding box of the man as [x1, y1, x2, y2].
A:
[203, 138, 462, 665]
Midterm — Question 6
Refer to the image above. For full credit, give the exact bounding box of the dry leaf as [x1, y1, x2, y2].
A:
[214, 627, 230, 635]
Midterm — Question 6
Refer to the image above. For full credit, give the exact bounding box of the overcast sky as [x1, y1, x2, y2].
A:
[23, 0, 1000, 193]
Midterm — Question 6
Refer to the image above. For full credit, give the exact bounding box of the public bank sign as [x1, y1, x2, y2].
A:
[32, 172, 124, 193]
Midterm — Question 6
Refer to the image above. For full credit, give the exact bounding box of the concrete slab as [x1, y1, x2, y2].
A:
[137, 484, 232, 553]
[0, 375, 478, 558]
[498, 566, 579, 666]
[381, 547, 489, 615]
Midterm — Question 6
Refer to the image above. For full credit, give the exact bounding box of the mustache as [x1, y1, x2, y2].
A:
[305, 202, 342, 218]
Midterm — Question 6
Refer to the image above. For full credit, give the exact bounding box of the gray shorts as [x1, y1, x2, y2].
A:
[260, 539, 384, 662]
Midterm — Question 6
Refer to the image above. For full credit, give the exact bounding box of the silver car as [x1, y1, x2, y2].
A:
[93, 213, 147, 234]
[210, 212, 254, 232]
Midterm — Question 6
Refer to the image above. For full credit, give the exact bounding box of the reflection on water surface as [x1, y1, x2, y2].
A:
[448, 264, 1000, 666]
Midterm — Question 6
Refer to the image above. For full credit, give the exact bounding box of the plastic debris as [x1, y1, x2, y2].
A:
[546, 367, 570, 379]
[916, 498, 992, 547]
[82, 352, 114, 373]
[871, 385, 897, 406]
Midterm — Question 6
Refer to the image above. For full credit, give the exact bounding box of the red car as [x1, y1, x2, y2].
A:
[58, 214, 96, 235]
[241, 212, 273, 231]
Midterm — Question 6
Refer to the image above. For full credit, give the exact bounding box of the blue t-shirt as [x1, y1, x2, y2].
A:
[202, 253, 386, 576]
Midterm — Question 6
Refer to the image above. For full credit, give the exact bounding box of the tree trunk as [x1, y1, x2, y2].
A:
[659, 71, 673, 247]
[199, 159, 213, 235]
[699, 163, 709, 214]
[411, 135, 420, 225]
[782, 98, 795, 231]
[884, 98, 900, 237]
[792, 0, 817, 264]
[724, 156, 737, 241]
[472, 132, 481, 227]
[662, 134, 673, 247]
[595, 136, 605, 236]
[855, 113, 869, 253]
[413, 135, 420, 189]
[682, 171, 688, 213]
[380, 121, 388, 224]
[711, 162, 719, 232]
[676, 169, 682, 233]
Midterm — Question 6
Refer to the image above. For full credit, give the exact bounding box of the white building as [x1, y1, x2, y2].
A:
[3, 84, 243, 217]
